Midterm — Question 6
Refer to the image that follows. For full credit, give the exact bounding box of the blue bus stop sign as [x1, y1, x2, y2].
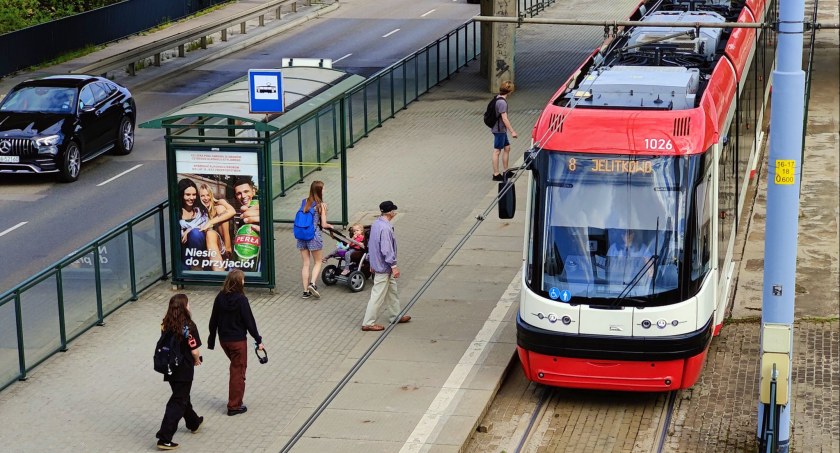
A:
[248, 69, 284, 113]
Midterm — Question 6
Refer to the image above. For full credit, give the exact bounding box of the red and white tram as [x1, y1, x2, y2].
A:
[516, 0, 777, 391]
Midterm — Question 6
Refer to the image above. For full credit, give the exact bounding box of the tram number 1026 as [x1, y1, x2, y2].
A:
[643, 138, 674, 151]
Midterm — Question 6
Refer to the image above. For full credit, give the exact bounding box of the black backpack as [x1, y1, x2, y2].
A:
[483, 95, 503, 128]
[153, 328, 186, 375]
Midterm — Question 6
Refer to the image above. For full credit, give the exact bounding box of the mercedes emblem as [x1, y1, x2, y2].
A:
[0, 140, 11, 154]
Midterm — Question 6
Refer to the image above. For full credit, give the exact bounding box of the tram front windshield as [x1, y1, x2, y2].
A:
[537, 152, 702, 306]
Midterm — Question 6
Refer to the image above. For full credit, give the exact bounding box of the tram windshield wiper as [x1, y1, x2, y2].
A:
[610, 254, 659, 306]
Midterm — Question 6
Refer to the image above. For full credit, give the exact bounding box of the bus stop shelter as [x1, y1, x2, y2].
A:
[140, 66, 365, 287]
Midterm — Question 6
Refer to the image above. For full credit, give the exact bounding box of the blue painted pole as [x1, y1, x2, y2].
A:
[757, 0, 805, 451]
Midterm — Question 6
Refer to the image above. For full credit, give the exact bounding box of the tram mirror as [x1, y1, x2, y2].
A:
[498, 180, 516, 219]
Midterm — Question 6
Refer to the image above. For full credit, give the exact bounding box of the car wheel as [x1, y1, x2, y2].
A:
[58, 141, 81, 183]
[113, 116, 134, 155]
[348, 270, 366, 292]
[322, 265, 339, 286]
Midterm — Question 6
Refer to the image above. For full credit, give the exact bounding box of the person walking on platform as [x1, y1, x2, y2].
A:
[155, 294, 203, 450]
[361, 201, 411, 331]
[296, 180, 334, 299]
[207, 269, 265, 416]
[489, 80, 518, 181]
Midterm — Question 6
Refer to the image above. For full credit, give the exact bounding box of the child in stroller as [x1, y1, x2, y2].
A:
[321, 224, 372, 292]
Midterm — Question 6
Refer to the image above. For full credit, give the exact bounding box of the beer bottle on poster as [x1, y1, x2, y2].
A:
[233, 200, 260, 269]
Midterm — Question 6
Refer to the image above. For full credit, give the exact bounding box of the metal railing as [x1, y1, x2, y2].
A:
[0, 202, 171, 391]
[72, 0, 316, 76]
[270, 19, 481, 222]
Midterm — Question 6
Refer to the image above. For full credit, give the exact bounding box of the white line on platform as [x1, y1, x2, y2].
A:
[0, 221, 27, 237]
[421, 9, 436, 17]
[97, 164, 143, 187]
[333, 53, 352, 63]
[382, 28, 400, 38]
[399, 270, 521, 453]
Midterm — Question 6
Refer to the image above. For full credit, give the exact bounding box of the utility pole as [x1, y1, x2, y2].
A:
[757, 0, 805, 451]
[487, 0, 516, 93]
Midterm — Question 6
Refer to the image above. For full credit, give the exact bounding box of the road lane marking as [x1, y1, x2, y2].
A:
[333, 53, 352, 63]
[382, 28, 400, 38]
[0, 221, 27, 237]
[421, 9, 436, 17]
[97, 164, 143, 187]
[399, 271, 521, 452]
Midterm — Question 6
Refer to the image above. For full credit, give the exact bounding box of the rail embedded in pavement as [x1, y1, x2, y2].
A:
[71, 0, 328, 77]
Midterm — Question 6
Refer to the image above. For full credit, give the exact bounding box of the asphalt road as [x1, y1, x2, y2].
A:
[0, 0, 480, 294]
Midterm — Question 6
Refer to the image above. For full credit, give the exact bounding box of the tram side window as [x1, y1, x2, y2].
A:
[691, 159, 713, 282]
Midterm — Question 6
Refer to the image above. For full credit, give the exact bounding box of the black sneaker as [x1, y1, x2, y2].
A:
[188, 416, 203, 433]
[308, 283, 320, 298]
[157, 439, 179, 450]
[227, 405, 248, 416]
[492, 173, 503, 181]
[302, 291, 311, 299]
[505, 169, 515, 178]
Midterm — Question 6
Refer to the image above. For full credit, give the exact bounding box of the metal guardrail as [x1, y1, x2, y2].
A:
[71, 0, 319, 76]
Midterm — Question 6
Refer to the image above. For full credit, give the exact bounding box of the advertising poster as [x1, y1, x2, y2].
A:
[174, 149, 264, 277]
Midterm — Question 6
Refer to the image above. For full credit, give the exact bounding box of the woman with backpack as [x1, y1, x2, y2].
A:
[295, 180, 334, 299]
[155, 294, 203, 450]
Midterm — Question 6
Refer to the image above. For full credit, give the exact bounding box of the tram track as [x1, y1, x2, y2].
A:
[467, 364, 683, 452]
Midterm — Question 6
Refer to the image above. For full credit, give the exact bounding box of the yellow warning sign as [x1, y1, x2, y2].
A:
[774, 160, 795, 185]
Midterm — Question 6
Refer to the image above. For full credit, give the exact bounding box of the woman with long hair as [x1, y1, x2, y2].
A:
[198, 183, 235, 271]
[207, 269, 264, 416]
[178, 178, 209, 271]
[296, 180, 334, 299]
[155, 294, 203, 450]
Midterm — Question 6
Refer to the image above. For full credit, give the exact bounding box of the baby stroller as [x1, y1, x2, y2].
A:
[321, 226, 372, 292]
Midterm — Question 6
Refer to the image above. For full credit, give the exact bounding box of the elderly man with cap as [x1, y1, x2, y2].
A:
[361, 201, 411, 331]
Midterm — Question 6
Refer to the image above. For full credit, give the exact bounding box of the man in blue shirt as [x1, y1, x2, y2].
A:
[362, 201, 412, 331]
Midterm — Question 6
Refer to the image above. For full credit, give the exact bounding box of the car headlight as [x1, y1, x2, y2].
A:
[35, 135, 60, 147]
[34, 134, 61, 155]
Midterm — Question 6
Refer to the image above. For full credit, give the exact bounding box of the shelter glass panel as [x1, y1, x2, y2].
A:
[392, 62, 406, 112]
[281, 129, 303, 188]
[300, 116, 320, 168]
[437, 40, 448, 82]
[163, 206, 172, 275]
[379, 72, 394, 119]
[19, 275, 61, 369]
[405, 56, 419, 102]
[349, 89, 366, 144]
[428, 45, 439, 87]
[133, 215, 164, 290]
[468, 22, 480, 61]
[365, 82, 380, 131]
[60, 251, 100, 340]
[0, 297, 20, 387]
[318, 107, 337, 160]
[448, 32, 458, 74]
[417, 51, 430, 95]
[99, 233, 132, 316]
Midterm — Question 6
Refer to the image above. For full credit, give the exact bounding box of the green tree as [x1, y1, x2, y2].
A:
[0, 0, 121, 35]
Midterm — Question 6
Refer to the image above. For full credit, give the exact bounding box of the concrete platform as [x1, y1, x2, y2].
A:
[0, 1, 836, 452]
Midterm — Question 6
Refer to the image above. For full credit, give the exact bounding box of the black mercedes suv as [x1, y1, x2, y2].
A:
[0, 75, 136, 182]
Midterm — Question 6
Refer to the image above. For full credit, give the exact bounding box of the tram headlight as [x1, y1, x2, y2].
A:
[641, 320, 652, 329]
[547, 314, 558, 323]
[671, 319, 679, 327]
[656, 319, 667, 329]
[561, 316, 572, 325]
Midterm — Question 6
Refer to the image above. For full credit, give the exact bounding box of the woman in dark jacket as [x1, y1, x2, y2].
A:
[156, 294, 203, 450]
[208, 269, 265, 416]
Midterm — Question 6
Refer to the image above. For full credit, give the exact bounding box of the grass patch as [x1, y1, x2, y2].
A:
[25, 44, 104, 72]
